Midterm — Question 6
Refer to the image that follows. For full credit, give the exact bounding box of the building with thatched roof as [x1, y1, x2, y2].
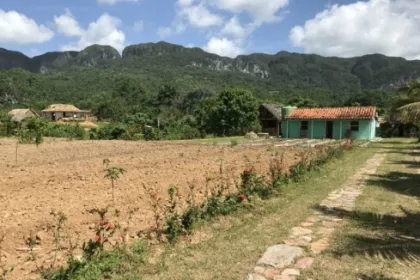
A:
[41, 104, 90, 122]
[8, 109, 39, 122]
[259, 104, 283, 137]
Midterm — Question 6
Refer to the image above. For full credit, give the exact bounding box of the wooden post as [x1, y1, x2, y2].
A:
[311, 120, 314, 139]
[339, 120, 342, 139]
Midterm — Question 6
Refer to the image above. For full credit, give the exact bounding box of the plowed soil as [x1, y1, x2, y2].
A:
[0, 138, 314, 279]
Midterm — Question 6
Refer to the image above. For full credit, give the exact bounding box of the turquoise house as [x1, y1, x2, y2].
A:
[281, 106, 377, 140]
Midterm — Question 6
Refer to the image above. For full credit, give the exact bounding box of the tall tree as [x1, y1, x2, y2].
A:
[198, 88, 260, 136]
[157, 85, 179, 107]
[396, 79, 420, 140]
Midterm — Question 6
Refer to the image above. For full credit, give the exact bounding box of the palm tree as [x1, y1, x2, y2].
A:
[396, 79, 420, 140]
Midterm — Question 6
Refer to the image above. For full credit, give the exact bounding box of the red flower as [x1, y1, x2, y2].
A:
[106, 223, 115, 230]
[239, 194, 247, 200]
[93, 235, 101, 243]
[65, 249, 72, 256]
[151, 225, 158, 231]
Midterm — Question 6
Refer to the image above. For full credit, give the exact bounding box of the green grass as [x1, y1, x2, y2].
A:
[303, 138, 420, 280]
[134, 145, 378, 280]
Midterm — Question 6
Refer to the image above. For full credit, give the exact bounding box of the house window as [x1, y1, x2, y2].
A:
[351, 121, 359, 132]
[301, 121, 309, 131]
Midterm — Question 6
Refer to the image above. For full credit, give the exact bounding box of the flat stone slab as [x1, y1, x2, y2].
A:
[257, 245, 303, 269]
[311, 238, 330, 254]
[291, 227, 312, 236]
[282, 268, 300, 276]
[283, 235, 312, 247]
[294, 257, 314, 269]
[273, 275, 297, 280]
[245, 273, 268, 280]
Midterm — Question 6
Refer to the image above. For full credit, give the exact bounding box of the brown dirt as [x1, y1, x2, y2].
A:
[0, 138, 318, 279]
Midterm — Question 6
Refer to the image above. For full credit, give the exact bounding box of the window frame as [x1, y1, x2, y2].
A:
[350, 121, 359, 132]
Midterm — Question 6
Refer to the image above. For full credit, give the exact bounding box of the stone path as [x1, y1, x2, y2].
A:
[245, 151, 386, 280]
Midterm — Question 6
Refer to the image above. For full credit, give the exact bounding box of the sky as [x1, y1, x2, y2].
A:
[1, 0, 420, 59]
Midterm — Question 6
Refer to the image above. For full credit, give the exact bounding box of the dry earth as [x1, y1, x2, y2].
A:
[0, 138, 325, 279]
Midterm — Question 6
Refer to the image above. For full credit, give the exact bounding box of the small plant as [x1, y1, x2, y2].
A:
[47, 211, 68, 271]
[103, 159, 126, 206]
[216, 158, 225, 175]
[164, 185, 183, 244]
[181, 183, 201, 233]
[230, 139, 238, 147]
[143, 185, 163, 240]
[179, 152, 184, 158]
[83, 207, 118, 260]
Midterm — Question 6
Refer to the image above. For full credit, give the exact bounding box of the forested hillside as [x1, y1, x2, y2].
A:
[0, 41, 419, 110]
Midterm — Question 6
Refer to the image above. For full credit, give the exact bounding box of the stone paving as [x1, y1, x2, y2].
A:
[245, 151, 386, 280]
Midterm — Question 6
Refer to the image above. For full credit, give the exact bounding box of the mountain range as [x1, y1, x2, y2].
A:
[0, 41, 419, 107]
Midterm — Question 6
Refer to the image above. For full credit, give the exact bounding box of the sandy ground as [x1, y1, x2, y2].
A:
[0, 138, 322, 279]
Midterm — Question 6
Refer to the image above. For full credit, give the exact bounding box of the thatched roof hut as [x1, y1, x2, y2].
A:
[8, 109, 39, 122]
[42, 104, 90, 113]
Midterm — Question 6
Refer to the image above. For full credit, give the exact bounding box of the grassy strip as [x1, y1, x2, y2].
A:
[136, 146, 378, 280]
[303, 139, 420, 280]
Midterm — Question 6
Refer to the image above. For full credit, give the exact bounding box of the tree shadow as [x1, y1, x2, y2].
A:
[357, 273, 399, 280]
[313, 204, 420, 266]
[365, 172, 420, 198]
[392, 160, 420, 169]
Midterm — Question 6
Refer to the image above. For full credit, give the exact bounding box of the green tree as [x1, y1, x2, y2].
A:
[198, 88, 260, 136]
[157, 85, 179, 107]
[396, 79, 420, 140]
[0, 107, 17, 136]
[26, 117, 48, 146]
[181, 89, 212, 114]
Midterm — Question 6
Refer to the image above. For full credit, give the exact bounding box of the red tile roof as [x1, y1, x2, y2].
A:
[285, 107, 376, 120]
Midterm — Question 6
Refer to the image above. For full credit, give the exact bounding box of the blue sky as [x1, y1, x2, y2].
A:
[1, 0, 420, 59]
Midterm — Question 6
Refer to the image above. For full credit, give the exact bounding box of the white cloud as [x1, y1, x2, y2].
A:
[207, 0, 289, 24]
[133, 20, 144, 32]
[221, 17, 246, 38]
[60, 13, 125, 52]
[289, 0, 420, 59]
[97, 0, 140, 5]
[157, 22, 186, 38]
[54, 9, 82, 37]
[180, 3, 223, 28]
[157, 27, 172, 38]
[178, 0, 196, 7]
[158, 0, 222, 38]
[204, 37, 243, 57]
[0, 10, 53, 44]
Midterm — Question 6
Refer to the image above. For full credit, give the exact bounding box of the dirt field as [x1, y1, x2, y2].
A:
[0, 138, 328, 279]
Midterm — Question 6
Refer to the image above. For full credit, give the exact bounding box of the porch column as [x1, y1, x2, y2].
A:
[339, 120, 342, 139]
[311, 120, 314, 139]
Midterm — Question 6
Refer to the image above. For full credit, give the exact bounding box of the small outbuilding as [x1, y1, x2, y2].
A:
[42, 104, 91, 122]
[8, 109, 39, 122]
[259, 104, 283, 137]
[282, 106, 377, 140]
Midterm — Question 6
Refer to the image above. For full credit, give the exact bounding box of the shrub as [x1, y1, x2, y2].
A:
[143, 127, 163, 141]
